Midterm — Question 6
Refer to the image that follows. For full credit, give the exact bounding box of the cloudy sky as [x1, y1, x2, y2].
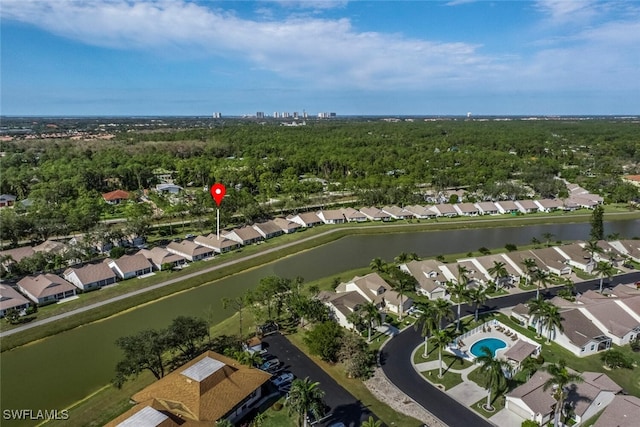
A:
[2, 0, 639, 116]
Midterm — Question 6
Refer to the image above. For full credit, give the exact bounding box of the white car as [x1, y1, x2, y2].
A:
[272, 372, 294, 387]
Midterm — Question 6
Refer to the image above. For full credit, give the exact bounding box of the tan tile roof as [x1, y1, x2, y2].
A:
[455, 203, 479, 213]
[340, 207, 367, 220]
[516, 199, 538, 209]
[592, 395, 640, 427]
[252, 220, 283, 236]
[581, 301, 639, 338]
[194, 234, 239, 250]
[33, 240, 68, 254]
[272, 217, 302, 231]
[111, 253, 153, 274]
[167, 241, 212, 258]
[63, 263, 116, 285]
[558, 309, 607, 347]
[0, 246, 35, 263]
[432, 204, 457, 214]
[507, 371, 555, 416]
[402, 260, 447, 293]
[0, 284, 30, 311]
[17, 273, 77, 299]
[567, 372, 621, 417]
[131, 351, 271, 422]
[359, 207, 391, 219]
[317, 209, 345, 220]
[229, 226, 263, 241]
[503, 340, 538, 363]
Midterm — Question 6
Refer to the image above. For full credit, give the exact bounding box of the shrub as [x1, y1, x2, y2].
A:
[521, 420, 539, 427]
[505, 243, 518, 252]
[630, 337, 640, 352]
[478, 247, 491, 255]
[272, 402, 283, 411]
[601, 349, 634, 369]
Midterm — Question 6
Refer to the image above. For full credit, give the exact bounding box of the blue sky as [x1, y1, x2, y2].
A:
[2, 0, 639, 116]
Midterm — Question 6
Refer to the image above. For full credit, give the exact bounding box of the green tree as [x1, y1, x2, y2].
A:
[467, 287, 488, 323]
[593, 261, 615, 293]
[542, 304, 564, 344]
[361, 416, 383, 427]
[520, 356, 540, 381]
[369, 257, 387, 273]
[113, 328, 170, 387]
[359, 301, 382, 343]
[303, 321, 344, 362]
[338, 331, 373, 379]
[430, 328, 454, 378]
[521, 258, 538, 287]
[286, 377, 325, 427]
[389, 269, 416, 320]
[543, 360, 584, 427]
[234, 350, 263, 368]
[590, 205, 604, 241]
[476, 346, 510, 411]
[433, 298, 454, 331]
[447, 280, 468, 332]
[222, 296, 247, 339]
[600, 349, 634, 369]
[414, 301, 438, 357]
[528, 297, 549, 338]
[167, 316, 209, 361]
[487, 261, 509, 289]
[531, 269, 551, 300]
[542, 232, 554, 247]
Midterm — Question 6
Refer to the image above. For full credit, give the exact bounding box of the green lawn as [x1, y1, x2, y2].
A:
[471, 394, 505, 418]
[413, 343, 474, 371]
[421, 369, 463, 390]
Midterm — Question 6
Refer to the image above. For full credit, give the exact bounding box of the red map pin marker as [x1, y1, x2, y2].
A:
[210, 183, 226, 206]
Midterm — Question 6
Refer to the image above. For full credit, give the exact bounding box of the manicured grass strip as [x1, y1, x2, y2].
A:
[421, 369, 463, 391]
[286, 332, 422, 427]
[471, 394, 505, 419]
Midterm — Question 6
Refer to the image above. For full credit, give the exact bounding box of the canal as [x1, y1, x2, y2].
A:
[1, 220, 638, 420]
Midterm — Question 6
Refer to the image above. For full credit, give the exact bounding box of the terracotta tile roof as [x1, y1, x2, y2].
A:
[131, 351, 271, 422]
[17, 273, 77, 299]
[102, 189, 131, 201]
[63, 263, 116, 285]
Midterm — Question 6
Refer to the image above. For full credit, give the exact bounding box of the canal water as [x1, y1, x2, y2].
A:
[1, 220, 638, 420]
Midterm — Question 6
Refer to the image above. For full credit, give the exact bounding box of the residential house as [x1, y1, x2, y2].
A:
[562, 198, 581, 211]
[249, 220, 282, 240]
[155, 183, 183, 194]
[0, 284, 31, 318]
[102, 189, 130, 205]
[474, 201, 499, 215]
[224, 226, 264, 246]
[545, 304, 611, 357]
[495, 200, 520, 215]
[316, 209, 346, 224]
[63, 263, 117, 291]
[585, 240, 625, 265]
[287, 212, 324, 227]
[0, 246, 35, 271]
[139, 247, 187, 270]
[194, 234, 240, 254]
[577, 293, 640, 346]
[105, 402, 181, 427]
[453, 203, 480, 216]
[569, 196, 599, 209]
[0, 194, 16, 208]
[439, 260, 487, 288]
[107, 253, 154, 279]
[340, 207, 367, 222]
[107, 351, 272, 426]
[403, 205, 436, 219]
[272, 217, 302, 233]
[17, 273, 77, 305]
[430, 204, 458, 217]
[515, 200, 540, 214]
[400, 259, 447, 300]
[359, 207, 391, 222]
[381, 205, 414, 220]
[534, 199, 563, 212]
[531, 247, 572, 276]
[335, 273, 413, 316]
[317, 290, 369, 329]
[554, 243, 595, 273]
[502, 340, 540, 372]
[592, 395, 640, 427]
[622, 175, 640, 188]
[472, 254, 521, 287]
[167, 241, 214, 261]
[33, 239, 68, 255]
[609, 240, 640, 263]
[506, 370, 621, 426]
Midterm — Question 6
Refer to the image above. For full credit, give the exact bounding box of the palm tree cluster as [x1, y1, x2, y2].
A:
[527, 298, 564, 343]
[543, 360, 584, 427]
[286, 377, 326, 427]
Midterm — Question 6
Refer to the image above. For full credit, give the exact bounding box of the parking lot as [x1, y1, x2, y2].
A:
[262, 332, 375, 427]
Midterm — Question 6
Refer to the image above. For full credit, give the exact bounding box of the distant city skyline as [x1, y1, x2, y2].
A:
[2, 1, 639, 116]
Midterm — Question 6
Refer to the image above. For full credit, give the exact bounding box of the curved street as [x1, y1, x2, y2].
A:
[379, 271, 640, 427]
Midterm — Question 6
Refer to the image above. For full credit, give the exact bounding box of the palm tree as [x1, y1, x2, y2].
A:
[520, 356, 539, 381]
[361, 416, 383, 427]
[528, 298, 550, 339]
[487, 261, 509, 289]
[521, 258, 538, 287]
[360, 301, 382, 343]
[582, 239, 603, 263]
[476, 346, 510, 411]
[234, 350, 263, 368]
[456, 264, 469, 287]
[394, 252, 410, 264]
[467, 287, 487, 322]
[414, 301, 438, 357]
[543, 304, 564, 344]
[542, 232, 555, 247]
[433, 298, 454, 331]
[286, 377, 326, 427]
[447, 280, 468, 332]
[531, 269, 551, 300]
[369, 257, 387, 273]
[593, 261, 615, 293]
[391, 270, 416, 321]
[543, 360, 584, 427]
[430, 328, 454, 378]
[408, 252, 420, 261]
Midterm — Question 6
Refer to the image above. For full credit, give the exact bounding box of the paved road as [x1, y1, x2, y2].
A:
[380, 271, 640, 427]
[263, 333, 375, 427]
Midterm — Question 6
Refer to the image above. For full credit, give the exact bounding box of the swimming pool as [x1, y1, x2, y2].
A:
[470, 337, 507, 358]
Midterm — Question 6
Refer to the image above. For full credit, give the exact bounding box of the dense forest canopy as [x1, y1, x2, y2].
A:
[1, 117, 639, 242]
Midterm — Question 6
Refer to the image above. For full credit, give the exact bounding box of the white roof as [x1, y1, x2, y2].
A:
[181, 356, 225, 382]
[117, 406, 168, 427]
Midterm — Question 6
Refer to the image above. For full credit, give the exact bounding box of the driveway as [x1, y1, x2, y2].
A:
[262, 333, 375, 427]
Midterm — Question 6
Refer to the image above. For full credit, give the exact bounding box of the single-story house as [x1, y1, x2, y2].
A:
[107, 253, 154, 279]
[359, 207, 391, 221]
[106, 351, 272, 426]
[495, 200, 519, 214]
[430, 204, 458, 217]
[403, 205, 436, 219]
[534, 198, 564, 212]
[554, 243, 595, 273]
[63, 263, 117, 291]
[453, 203, 480, 216]
[0, 284, 31, 317]
[272, 217, 302, 233]
[546, 307, 611, 357]
[101, 189, 130, 205]
[439, 260, 487, 288]
[252, 220, 285, 239]
[474, 201, 499, 215]
[565, 372, 622, 425]
[472, 254, 521, 287]
[593, 395, 640, 427]
[194, 234, 240, 253]
[515, 200, 540, 214]
[340, 207, 368, 222]
[317, 290, 369, 330]
[381, 205, 414, 220]
[0, 194, 16, 208]
[505, 371, 556, 425]
[0, 246, 35, 270]
[400, 259, 448, 300]
[155, 183, 183, 194]
[287, 212, 324, 227]
[578, 298, 640, 346]
[33, 239, 68, 255]
[335, 273, 413, 315]
[167, 240, 214, 261]
[316, 209, 346, 224]
[503, 340, 540, 372]
[225, 226, 264, 245]
[531, 247, 572, 276]
[139, 247, 187, 270]
[609, 240, 640, 263]
[17, 273, 77, 305]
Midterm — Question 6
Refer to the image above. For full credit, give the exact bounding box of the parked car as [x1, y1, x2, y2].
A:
[272, 372, 294, 387]
[259, 358, 280, 372]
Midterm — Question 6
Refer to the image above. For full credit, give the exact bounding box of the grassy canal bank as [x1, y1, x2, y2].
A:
[2, 209, 639, 352]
